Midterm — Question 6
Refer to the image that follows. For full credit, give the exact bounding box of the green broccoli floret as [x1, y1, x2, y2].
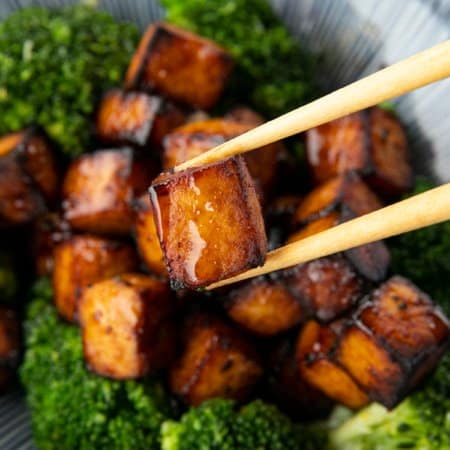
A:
[20, 278, 174, 450]
[161, 0, 317, 116]
[0, 251, 17, 303]
[389, 178, 450, 314]
[328, 352, 450, 450]
[0, 5, 138, 156]
[161, 398, 325, 450]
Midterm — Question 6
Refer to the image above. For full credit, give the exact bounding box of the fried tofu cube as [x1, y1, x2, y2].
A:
[33, 212, 72, 276]
[225, 276, 305, 336]
[0, 128, 59, 226]
[296, 320, 369, 409]
[134, 194, 167, 277]
[336, 276, 450, 408]
[225, 106, 265, 126]
[96, 89, 185, 148]
[306, 107, 412, 196]
[150, 156, 267, 289]
[162, 118, 281, 195]
[125, 22, 233, 110]
[169, 313, 262, 405]
[0, 307, 20, 389]
[286, 255, 364, 322]
[53, 235, 138, 322]
[79, 273, 175, 379]
[62, 148, 155, 235]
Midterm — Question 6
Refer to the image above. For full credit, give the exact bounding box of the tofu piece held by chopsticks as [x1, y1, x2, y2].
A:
[150, 156, 267, 289]
[125, 22, 233, 110]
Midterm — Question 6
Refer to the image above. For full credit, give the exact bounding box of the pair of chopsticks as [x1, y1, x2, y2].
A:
[173, 40, 450, 290]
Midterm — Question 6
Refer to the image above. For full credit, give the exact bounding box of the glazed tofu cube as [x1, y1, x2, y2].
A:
[0, 307, 20, 389]
[33, 212, 72, 276]
[150, 156, 267, 289]
[62, 148, 155, 235]
[96, 89, 185, 148]
[285, 255, 364, 322]
[225, 276, 305, 336]
[306, 107, 412, 196]
[125, 22, 233, 110]
[0, 128, 59, 226]
[134, 194, 167, 277]
[225, 106, 265, 126]
[79, 273, 175, 379]
[336, 276, 450, 408]
[162, 118, 281, 195]
[53, 235, 138, 322]
[366, 107, 413, 196]
[169, 313, 262, 405]
[296, 320, 369, 409]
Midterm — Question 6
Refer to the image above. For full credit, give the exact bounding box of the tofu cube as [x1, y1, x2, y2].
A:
[296, 320, 369, 409]
[134, 194, 167, 277]
[150, 156, 267, 289]
[169, 313, 262, 405]
[125, 22, 233, 110]
[79, 273, 175, 379]
[0, 307, 20, 390]
[53, 235, 138, 322]
[162, 118, 281, 195]
[62, 148, 155, 235]
[225, 106, 265, 126]
[96, 89, 185, 148]
[306, 107, 412, 196]
[0, 128, 59, 226]
[336, 276, 450, 408]
[225, 276, 305, 336]
[285, 255, 364, 322]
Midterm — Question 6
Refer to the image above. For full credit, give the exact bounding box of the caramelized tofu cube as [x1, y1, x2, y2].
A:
[53, 235, 138, 322]
[337, 276, 450, 408]
[162, 118, 281, 195]
[306, 107, 412, 196]
[225, 277, 305, 336]
[96, 89, 185, 148]
[0, 128, 59, 226]
[287, 213, 340, 243]
[79, 273, 175, 379]
[134, 194, 167, 277]
[169, 313, 262, 405]
[62, 148, 155, 235]
[286, 255, 364, 322]
[150, 156, 267, 289]
[33, 212, 72, 276]
[225, 106, 265, 126]
[366, 107, 413, 196]
[296, 320, 369, 409]
[0, 307, 20, 389]
[125, 22, 233, 110]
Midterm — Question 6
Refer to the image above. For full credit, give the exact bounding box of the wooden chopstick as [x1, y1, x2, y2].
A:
[207, 183, 450, 289]
[174, 40, 450, 173]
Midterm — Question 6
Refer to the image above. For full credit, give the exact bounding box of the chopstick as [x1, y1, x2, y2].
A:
[207, 183, 450, 289]
[174, 39, 450, 173]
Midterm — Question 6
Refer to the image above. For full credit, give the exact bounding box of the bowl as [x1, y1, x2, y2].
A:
[0, 0, 449, 448]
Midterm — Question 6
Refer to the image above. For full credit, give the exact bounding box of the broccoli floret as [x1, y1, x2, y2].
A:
[20, 278, 174, 450]
[0, 251, 17, 303]
[0, 5, 138, 156]
[389, 178, 450, 314]
[161, 0, 317, 116]
[161, 398, 325, 450]
[328, 353, 450, 450]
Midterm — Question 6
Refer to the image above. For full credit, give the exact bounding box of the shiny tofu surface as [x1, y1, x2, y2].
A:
[296, 320, 369, 409]
[150, 156, 267, 289]
[0, 128, 58, 226]
[52, 235, 138, 322]
[225, 277, 305, 335]
[125, 22, 233, 110]
[134, 194, 167, 277]
[169, 313, 262, 405]
[62, 148, 154, 235]
[79, 273, 175, 379]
